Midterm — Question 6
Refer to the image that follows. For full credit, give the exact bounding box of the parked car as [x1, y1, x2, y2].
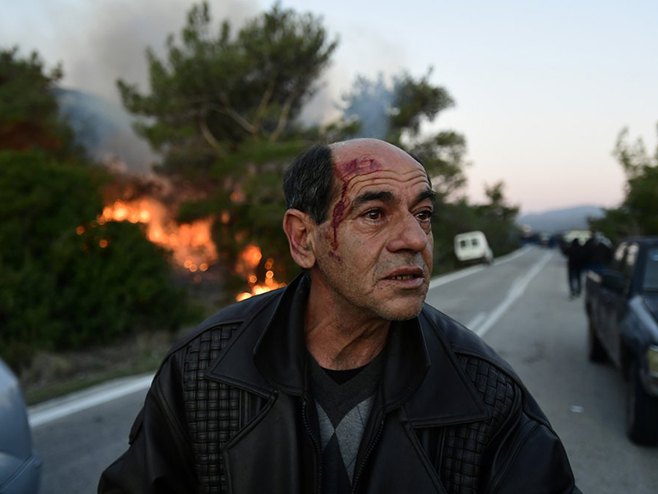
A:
[454, 231, 493, 265]
[0, 358, 41, 493]
[584, 236, 658, 445]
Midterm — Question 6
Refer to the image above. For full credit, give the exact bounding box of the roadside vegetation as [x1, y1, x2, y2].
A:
[2, 2, 521, 402]
[589, 127, 658, 243]
[0, 48, 198, 379]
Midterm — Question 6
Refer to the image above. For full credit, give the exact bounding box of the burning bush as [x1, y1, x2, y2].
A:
[98, 168, 293, 302]
[0, 151, 196, 373]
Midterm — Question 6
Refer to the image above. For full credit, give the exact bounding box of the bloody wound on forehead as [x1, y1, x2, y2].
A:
[330, 158, 384, 251]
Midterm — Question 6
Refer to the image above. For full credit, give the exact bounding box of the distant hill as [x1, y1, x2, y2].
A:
[517, 205, 605, 233]
[56, 88, 156, 174]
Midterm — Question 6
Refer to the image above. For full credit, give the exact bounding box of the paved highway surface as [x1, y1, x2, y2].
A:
[30, 246, 658, 493]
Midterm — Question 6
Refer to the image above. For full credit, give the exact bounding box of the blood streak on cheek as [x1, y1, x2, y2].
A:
[329, 158, 383, 250]
[330, 192, 347, 251]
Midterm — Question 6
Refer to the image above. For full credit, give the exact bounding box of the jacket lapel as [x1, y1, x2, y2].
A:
[204, 289, 281, 398]
[222, 393, 314, 493]
[359, 408, 449, 493]
[402, 309, 488, 426]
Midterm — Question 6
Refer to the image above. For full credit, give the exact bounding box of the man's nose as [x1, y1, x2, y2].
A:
[387, 214, 430, 252]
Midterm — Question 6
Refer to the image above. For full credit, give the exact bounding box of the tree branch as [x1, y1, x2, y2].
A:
[198, 115, 224, 155]
[252, 83, 274, 134]
[269, 94, 295, 142]
[217, 93, 257, 134]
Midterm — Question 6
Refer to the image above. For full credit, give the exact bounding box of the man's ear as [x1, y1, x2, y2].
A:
[283, 209, 316, 269]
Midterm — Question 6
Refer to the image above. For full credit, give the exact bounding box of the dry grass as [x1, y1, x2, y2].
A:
[20, 329, 189, 405]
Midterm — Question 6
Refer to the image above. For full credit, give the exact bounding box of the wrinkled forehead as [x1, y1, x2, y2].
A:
[329, 140, 430, 193]
[331, 139, 427, 182]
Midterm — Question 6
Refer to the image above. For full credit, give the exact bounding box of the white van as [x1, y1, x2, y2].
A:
[454, 231, 493, 264]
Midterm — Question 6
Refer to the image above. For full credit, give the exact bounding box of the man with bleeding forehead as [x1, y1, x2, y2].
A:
[100, 139, 581, 493]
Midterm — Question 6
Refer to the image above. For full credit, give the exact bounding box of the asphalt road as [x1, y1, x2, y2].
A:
[30, 245, 658, 493]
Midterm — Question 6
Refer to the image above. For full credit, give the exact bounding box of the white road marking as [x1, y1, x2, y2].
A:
[429, 264, 485, 288]
[428, 246, 530, 290]
[493, 245, 531, 266]
[466, 312, 488, 332]
[475, 250, 553, 337]
[28, 374, 154, 428]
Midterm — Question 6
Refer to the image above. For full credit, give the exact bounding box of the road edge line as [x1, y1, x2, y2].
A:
[475, 250, 553, 338]
[28, 373, 154, 428]
[429, 246, 530, 290]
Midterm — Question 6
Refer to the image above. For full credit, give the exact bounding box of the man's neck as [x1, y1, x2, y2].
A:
[304, 284, 390, 371]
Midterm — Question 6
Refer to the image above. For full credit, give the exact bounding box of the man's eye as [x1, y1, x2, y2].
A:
[363, 209, 383, 221]
[416, 209, 434, 222]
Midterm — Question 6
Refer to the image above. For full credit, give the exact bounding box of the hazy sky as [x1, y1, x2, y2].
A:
[3, 0, 657, 213]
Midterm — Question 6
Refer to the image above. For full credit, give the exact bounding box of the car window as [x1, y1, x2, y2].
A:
[623, 244, 639, 278]
[612, 243, 627, 271]
[643, 248, 658, 292]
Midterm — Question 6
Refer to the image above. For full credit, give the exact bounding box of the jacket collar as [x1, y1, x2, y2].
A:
[205, 274, 308, 398]
[206, 273, 487, 424]
[402, 309, 488, 425]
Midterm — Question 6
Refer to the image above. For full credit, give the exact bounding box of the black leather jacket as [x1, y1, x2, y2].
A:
[99, 275, 581, 493]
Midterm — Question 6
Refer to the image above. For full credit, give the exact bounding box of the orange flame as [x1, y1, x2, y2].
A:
[98, 198, 217, 272]
[235, 245, 286, 301]
[92, 199, 285, 296]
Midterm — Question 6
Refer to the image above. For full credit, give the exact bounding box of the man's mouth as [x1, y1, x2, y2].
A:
[388, 274, 420, 281]
[384, 267, 425, 282]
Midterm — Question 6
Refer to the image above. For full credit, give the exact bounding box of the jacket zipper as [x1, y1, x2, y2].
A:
[351, 414, 385, 493]
[302, 397, 323, 492]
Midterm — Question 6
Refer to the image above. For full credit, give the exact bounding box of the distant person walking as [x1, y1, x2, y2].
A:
[566, 238, 584, 298]
[583, 231, 613, 274]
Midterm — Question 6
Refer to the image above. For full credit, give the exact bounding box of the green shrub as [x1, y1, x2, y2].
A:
[0, 151, 194, 372]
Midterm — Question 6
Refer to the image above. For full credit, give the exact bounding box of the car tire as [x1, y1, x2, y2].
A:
[587, 319, 608, 363]
[626, 359, 658, 446]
